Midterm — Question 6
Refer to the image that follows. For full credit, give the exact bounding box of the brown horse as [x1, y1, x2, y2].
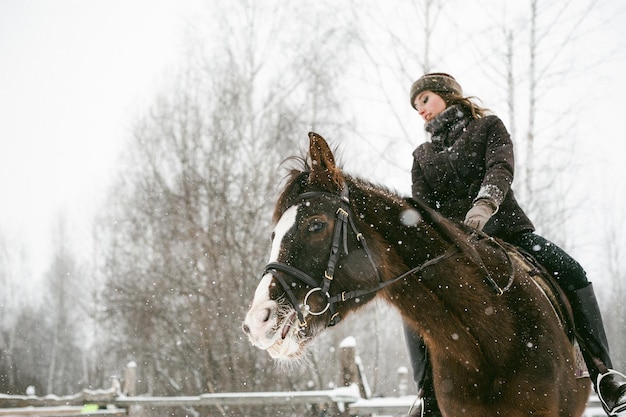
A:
[242, 132, 590, 416]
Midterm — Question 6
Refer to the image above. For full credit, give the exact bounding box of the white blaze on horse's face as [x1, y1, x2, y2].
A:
[243, 205, 304, 359]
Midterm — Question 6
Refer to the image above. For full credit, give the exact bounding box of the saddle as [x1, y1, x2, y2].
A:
[480, 236, 589, 378]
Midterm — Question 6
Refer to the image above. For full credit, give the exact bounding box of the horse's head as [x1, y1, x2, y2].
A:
[242, 132, 384, 360]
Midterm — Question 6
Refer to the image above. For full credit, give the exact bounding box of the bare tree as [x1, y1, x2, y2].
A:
[516, 0, 598, 242]
[98, 1, 359, 414]
[0, 233, 50, 394]
[42, 216, 85, 394]
[0, 232, 17, 390]
[600, 213, 626, 371]
[345, 0, 447, 157]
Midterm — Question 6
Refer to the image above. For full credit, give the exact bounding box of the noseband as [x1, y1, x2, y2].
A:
[262, 184, 460, 333]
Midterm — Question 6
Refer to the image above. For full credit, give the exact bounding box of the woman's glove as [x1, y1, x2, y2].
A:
[463, 200, 495, 230]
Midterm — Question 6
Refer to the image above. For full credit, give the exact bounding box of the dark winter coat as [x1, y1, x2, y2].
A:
[411, 105, 534, 239]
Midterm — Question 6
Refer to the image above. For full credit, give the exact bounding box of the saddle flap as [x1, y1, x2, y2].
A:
[504, 242, 575, 341]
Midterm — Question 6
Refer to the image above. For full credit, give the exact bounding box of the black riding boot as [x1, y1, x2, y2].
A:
[403, 373, 443, 417]
[418, 371, 443, 417]
[403, 325, 443, 417]
[569, 283, 626, 416]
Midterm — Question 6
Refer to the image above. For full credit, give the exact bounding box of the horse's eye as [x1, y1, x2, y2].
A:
[307, 220, 325, 233]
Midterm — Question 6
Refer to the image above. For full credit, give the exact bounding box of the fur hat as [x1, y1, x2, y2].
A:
[410, 73, 463, 109]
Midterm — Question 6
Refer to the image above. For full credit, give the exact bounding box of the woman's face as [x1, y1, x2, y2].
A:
[414, 91, 447, 122]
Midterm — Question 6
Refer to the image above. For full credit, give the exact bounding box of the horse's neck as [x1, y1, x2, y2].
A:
[383, 224, 490, 370]
[351, 190, 493, 368]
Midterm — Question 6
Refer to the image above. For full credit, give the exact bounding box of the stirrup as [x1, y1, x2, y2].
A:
[406, 395, 424, 417]
[597, 369, 626, 416]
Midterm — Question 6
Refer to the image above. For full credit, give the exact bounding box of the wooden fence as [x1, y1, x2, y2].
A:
[0, 337, 603, 417]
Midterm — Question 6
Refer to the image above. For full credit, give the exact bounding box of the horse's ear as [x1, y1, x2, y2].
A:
[308, 132, 342, 191]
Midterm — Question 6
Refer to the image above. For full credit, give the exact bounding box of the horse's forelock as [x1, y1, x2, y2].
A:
[272, 148, 347, 223]
[273, 158, 310, 223]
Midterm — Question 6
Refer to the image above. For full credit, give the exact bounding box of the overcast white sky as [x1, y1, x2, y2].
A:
[0, 0, 206, 281]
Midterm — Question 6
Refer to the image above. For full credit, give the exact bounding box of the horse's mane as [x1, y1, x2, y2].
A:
[273, 154, 478, 259]
[272, 156, 310, 223]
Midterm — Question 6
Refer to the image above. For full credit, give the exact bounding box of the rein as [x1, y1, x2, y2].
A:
[263, 184, 512, 332]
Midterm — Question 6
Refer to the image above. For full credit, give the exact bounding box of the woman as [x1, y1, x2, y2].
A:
[403, 72, 626, 417]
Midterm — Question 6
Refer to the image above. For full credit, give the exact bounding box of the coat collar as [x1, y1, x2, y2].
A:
[425, 105, 471, 151]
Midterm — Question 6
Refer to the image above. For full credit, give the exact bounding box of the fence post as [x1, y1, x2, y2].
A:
[123, 361, 142, 417]
[397, 366, 409, 397]
[123, 361, 137, 397]
[339, 337, 357, 389]
[339, 336, 369, 398]
[339, 337, 373, 417]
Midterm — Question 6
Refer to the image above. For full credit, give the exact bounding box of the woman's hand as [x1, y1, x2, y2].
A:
[464, 200, 495, 230]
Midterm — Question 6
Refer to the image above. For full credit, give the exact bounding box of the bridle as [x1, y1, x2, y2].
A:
[262, 184, 460, 333]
